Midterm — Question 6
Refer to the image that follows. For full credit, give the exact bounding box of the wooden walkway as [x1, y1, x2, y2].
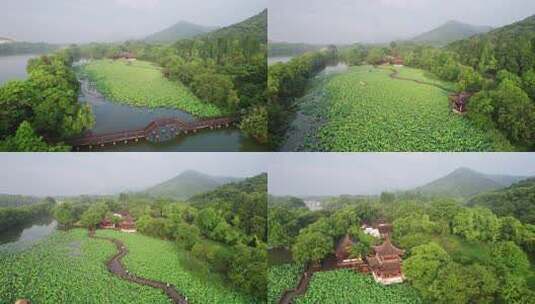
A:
[70, 116, 236, 149]
[89, 230, 189, 304]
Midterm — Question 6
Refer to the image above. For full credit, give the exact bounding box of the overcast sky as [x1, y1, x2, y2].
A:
[1, 0, 266, 44]
[0, 153, 268, 196]
[268, 153, 535, 197]
[269, 0, 535, 44]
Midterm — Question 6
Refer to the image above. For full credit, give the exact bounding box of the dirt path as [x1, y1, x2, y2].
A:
[89, 230, 188, 304]
[381, 66, 455, 93]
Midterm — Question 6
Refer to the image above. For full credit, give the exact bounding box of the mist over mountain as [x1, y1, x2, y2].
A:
[142, 170, 243, 200]
[144, 21, 219, 43]
[411, 167, 527, 198]
[411, 20, 493, 46]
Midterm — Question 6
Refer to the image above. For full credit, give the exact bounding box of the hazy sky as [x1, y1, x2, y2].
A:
[268, 153, 535, 197]
[1, 0, 266, 44]
[269, 0, 535, 44]
[0, 153, 269, 196]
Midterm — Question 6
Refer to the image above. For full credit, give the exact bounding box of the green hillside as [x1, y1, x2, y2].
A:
[143, 170, 242, 200]
[144, 21, 218, 43]
[189, 173, 267, 207]
[413, 167, 524, 197]
[411, 20, 492, 46]
[468, 178, 535, 224]
[203, 9, 267, 42]
[268, 195, 307, 209]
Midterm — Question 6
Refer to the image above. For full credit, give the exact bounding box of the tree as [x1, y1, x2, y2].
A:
[2, 121, 69, 152]
[492, 79, 535, 144]
[0, 80, 34, 138]
[292, 231, 333, 264]
[452, 207, 500, 242]
[240, 106, 267, 144]
[380, 192, 395, 204]
[521, 69, 535, 100]
[404, 242, 451, 300]
[195, 208, 223, 237]
[457, 65, 483, 92]
[53, 202, 75, 228]
[479, 42, 498, 76]
[499, 216, 525, 244]
[80, 203, 108, 230]
[175, 222, 200, 250]
[191, 72, 239, 110]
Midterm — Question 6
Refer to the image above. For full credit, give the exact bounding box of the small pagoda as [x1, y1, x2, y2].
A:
[367, 239, 405, 285]
[449, 92, 473, 114]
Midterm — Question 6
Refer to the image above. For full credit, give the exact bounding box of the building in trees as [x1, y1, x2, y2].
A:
[119, 214, 136, 233]
[361, 225, 381, 238]
[367, 239, 405, 285]
[113, 52, 136, 61]
[99, 218, 115, 229]
[449, 92, 473, 114]
[335, 234, 369, 271]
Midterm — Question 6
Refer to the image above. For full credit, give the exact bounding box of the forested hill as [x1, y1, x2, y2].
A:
[144, 21, 218, 43]
[142, 170, 243, 200]
[0, 41, 59, 56]
[0, 194, 42, 208]
[412, 167, 526, 198]
[202, 9, 267, 42]
[189, 173, 267, 207]
[268, 195, 307, 209]
[447, 14, 535, 75]
[468, 178, 535, 224]
[411, 20, 492, 46]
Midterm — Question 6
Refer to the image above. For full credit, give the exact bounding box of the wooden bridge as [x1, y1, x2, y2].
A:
[70, 116, 237, 149]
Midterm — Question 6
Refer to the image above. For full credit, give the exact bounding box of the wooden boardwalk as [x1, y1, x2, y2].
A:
[70, 116, 236, 149]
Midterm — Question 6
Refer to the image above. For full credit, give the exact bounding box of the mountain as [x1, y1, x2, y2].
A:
[202, 9, 267, 42]
[468, 178, 535, 224]
[411, 20, 493, 46]
[143, 170, 243, 200]
[412, 167, 526, 198]
[145, 21, 218, 43]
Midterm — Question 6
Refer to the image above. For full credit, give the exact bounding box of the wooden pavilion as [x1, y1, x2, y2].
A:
[366, 239, 405, 285]
[449, 92, 473, 114]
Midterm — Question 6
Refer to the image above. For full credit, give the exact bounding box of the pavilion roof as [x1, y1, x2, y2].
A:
[373, 239, 405, 257]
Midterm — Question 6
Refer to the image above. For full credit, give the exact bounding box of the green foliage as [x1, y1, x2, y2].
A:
[452, 207, 500, 242]
[82, 60, 223, 117]
[96, 229, 256, 303]
[0, 201, 53, 232]
[404, 242, 451, 300]
[294, 270, 422, 304]
[268, 263, 303, 304]
[240, 106, 268, 144]
[468, 178, 535, 224]
[80, 202, 108, 230]
[292, 231, 332, 264]
[0, 229, 169, 303]
[53, 202, 75, 227]
[1, 121, 69, 152]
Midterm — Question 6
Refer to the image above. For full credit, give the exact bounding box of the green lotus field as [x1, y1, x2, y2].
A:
[311, 65, 509, 152]
[0, 229, 256, 304]
[294, 269, 422, 304]
[81, 60, 223, 117]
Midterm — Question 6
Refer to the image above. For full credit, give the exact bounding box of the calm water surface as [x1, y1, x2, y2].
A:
[0, 54, 36, 85]
[0, 217, 57, 252]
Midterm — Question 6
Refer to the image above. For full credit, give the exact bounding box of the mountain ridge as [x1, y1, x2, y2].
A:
[144, 21, 218, 43]
[410, 20, 493, 46]
[142, 170, 244, 200]
[412, 167, 527, 198]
